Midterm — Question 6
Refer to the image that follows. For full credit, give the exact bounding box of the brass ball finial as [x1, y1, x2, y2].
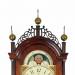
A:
[61, 34, 68, 41]
[9, 26, 16, 41]
[9, 33, 16, 41]
[61, 26, 68, 41]
[35, 9, 41, 25]
[35, 17, 41, 24]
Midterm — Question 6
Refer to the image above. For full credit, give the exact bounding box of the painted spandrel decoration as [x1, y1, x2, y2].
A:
[8, 10, 68, 75]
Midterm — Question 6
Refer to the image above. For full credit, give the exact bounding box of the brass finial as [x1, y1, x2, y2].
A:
[35, 9, 41, 25]
[9, 26, 16, 41]
[61, 26, 68, 41]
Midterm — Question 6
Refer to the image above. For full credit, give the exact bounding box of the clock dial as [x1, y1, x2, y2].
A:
[21, 50, 55, 75]
[22, 65, 55, 75]
[24, 50, 53, 65]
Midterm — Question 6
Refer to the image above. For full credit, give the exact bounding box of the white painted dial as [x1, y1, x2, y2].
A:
[22, 65, 55, 75]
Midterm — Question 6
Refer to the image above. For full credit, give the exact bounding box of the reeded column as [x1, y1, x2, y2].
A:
[11, 42, 16, 75]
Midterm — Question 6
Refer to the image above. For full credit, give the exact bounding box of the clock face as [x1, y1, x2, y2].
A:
[22, 65, 55, 75]
[24, 50, 53, 65]
[21, 50, 55, 75]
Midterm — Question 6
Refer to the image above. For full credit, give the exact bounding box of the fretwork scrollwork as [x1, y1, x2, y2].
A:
[16, 26, 61, 48]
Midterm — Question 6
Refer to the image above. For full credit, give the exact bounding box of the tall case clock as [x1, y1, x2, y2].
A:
[8, 10, 68, 75]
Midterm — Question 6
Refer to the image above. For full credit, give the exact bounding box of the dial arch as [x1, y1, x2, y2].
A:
[23, 50, 53, 65]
